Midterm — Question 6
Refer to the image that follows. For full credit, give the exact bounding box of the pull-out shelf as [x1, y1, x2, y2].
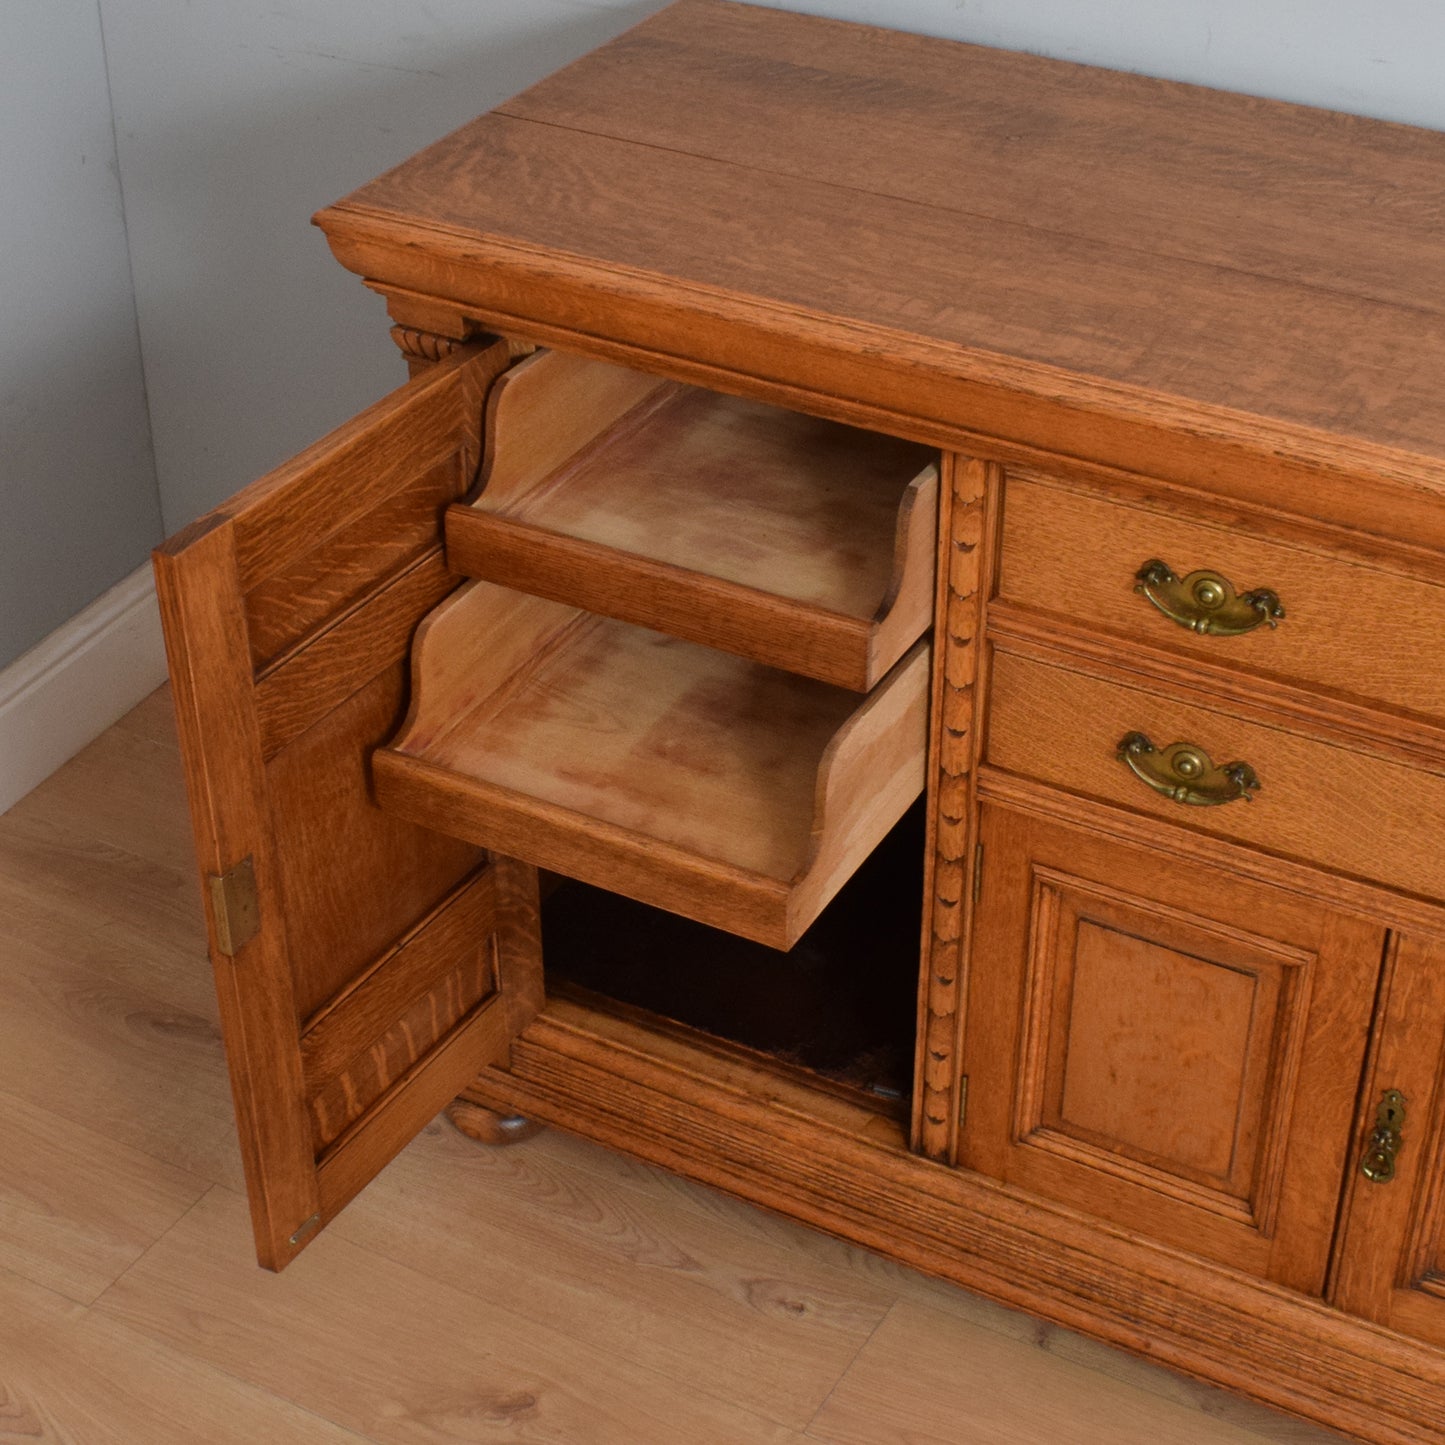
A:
[373, 581, 930, 949]
[445, 349, 939, 691]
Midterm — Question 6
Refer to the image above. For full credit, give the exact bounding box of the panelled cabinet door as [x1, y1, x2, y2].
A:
[1330, 934, 1445, 1345]
[960, 803, 1384, 1295]
[153, 339, 542, 1270]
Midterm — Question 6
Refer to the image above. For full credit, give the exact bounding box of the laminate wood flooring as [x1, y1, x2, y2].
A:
[0, 688, 1352, 1443]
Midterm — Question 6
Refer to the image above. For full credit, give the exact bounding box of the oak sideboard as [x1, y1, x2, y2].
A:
[153, 4, 1445, 1440]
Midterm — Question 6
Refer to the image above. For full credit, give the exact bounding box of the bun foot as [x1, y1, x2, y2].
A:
[446, 1100, 544, 1146]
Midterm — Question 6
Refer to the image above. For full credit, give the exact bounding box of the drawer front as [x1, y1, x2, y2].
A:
[997, 468, 1445, 725]
[985, 641, 1445, 903]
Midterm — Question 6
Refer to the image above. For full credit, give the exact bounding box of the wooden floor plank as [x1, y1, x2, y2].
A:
[331, 1114, 894, 1431]
[0, 1089, 207, 1305]
[805, 1299, 1351, 1445]
[0, 929, 243, 1191]
[95, 1185, 808, 1445]
[502, 1125, 1348, 1444]
[890, 1272, 1355, 1445]
[0, 1265, 369, 1444]
[2, 688, 195, 875]
[0, 687, 1371, 1443]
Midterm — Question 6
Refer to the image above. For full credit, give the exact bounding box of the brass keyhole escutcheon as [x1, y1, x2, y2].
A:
[1361, 1088, 1407, 1184]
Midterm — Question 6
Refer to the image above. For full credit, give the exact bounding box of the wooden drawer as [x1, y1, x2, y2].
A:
[373, 580, 930, 950]
[985, 637, 1445, 903]
[446, 349, 938, 691]
[997, 468, 1445, 728]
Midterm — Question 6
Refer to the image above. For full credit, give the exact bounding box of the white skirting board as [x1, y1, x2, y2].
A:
[0, 563, 169, 815]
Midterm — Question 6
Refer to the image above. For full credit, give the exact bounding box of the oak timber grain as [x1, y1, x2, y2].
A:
[298, 869, 498, 1102]
[960, 804, 1382, 1294]
[263, 666, 476, 1020]
[317, 96, 1445, 517]
[152, 341, 547, 1269]
[244, 457, 462, 672]
[153, 517, 320, 1270]
[976, 765, 1445, 942]
[1330, 933, 1445, 1348]
[227, 355, 482, 593]
[1, 691, 1361, 1445]
[306, 945, 496, 1150]
[253, 551, 460, 760]
[912, 455, 996, 1163]
[323, 121, 1445, 463]
[504, 0, 1445, 320]
[466, 1004, 1433, 1445]
[985, 637, 1445, 903]
[998, 466, 1445, 733]
[477, 344, 669, 498]
[376, 583, 929, 948]
[149, 6, 1445, 1436]
[311, 990, 515, 1224]
[452, 346, 939, 689]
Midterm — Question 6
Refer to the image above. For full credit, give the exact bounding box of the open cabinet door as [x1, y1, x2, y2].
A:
[153, 339, 542, 1270]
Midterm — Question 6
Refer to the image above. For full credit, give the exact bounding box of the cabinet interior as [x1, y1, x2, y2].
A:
[445, 347, 940, 690]
[374, 346, 941, 1110]
[540, 800, 927, 1114]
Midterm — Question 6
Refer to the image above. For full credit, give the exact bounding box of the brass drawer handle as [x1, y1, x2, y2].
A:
[1361, 1089, 1406, 1183]
[1135, 559, 1284, 636]
[1116, 732, 1261, 806]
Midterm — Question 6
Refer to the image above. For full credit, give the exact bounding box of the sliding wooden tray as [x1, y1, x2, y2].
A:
[372, 581, 930, 949]
[445, 349, 939, 691]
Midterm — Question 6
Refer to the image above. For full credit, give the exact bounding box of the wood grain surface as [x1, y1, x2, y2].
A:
[452, 347, 938, 689]
[984, 636, 1445, 902]
[377, 583, 929, 948]
[997, 466, 1445, 733]
[151, 342, 538, 1269]
[317, 0, 1445, 514]
[0, 690, 1349, 1443]
[960, 803, 1382, 1295]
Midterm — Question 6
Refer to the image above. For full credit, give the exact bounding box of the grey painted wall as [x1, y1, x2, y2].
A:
[0, 2, 160, 670]
[5, 0, 1440, 673]
[98, 0, 663, 533]
[751, 0, 1445, 131]
[98, 0, 1445, 534]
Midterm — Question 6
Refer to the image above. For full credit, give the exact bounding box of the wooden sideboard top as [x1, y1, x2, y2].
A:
[315, 0, 1445, 532]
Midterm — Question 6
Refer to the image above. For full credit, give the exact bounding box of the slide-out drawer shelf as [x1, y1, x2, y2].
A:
[446, 348, 939, 691]
[373, 581, 930, 949]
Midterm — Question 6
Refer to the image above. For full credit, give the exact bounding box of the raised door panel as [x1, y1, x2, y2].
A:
[961, 803, 1384, 1294]
[1331, 934, 1445, 1346]
[153, 340, 543, 1270]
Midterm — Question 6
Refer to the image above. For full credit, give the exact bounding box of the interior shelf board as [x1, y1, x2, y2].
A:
[374, 583, 929, 948]
[445, 349, 939, 690]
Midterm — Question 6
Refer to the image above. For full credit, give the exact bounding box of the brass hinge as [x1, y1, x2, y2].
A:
[207, 857, 260, 956]
[972, 842, 985, 905]
[288, 1213, 321, 1247]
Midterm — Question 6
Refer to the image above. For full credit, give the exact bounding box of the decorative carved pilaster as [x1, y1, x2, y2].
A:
[915, 455, 998, 1163]
[389, 322, 535, 383]
[390, 324, 470, 377]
